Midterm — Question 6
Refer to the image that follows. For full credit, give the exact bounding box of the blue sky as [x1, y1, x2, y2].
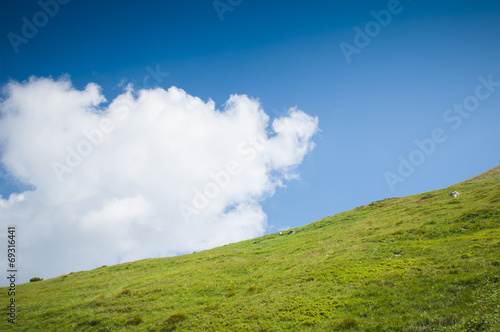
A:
[1, 0, 499, 282]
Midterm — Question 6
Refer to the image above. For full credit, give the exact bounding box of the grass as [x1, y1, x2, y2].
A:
[1, 166, 499, 331]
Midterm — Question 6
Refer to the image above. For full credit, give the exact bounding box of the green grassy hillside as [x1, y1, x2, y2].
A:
[2, 167, 500, 331]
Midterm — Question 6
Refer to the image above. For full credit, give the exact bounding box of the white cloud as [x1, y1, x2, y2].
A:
[0, 76, 318, 284]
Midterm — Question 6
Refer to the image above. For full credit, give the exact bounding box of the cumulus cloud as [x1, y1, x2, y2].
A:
[0, 77, 318, 284]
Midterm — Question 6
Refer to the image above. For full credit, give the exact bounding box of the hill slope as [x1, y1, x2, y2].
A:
[1, 167, 500, 331]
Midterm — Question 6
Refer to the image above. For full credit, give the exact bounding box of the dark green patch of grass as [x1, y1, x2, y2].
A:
[116, 288, 131, 297]
[337, 317, 359, 330]
[224, 291, 235, 298]
[161, 312, 187, 331]
[126, 315, 142, 325]
[247, 285, 263, 293]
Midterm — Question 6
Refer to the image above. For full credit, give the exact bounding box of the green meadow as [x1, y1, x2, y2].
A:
[1, 167, 499, 331]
